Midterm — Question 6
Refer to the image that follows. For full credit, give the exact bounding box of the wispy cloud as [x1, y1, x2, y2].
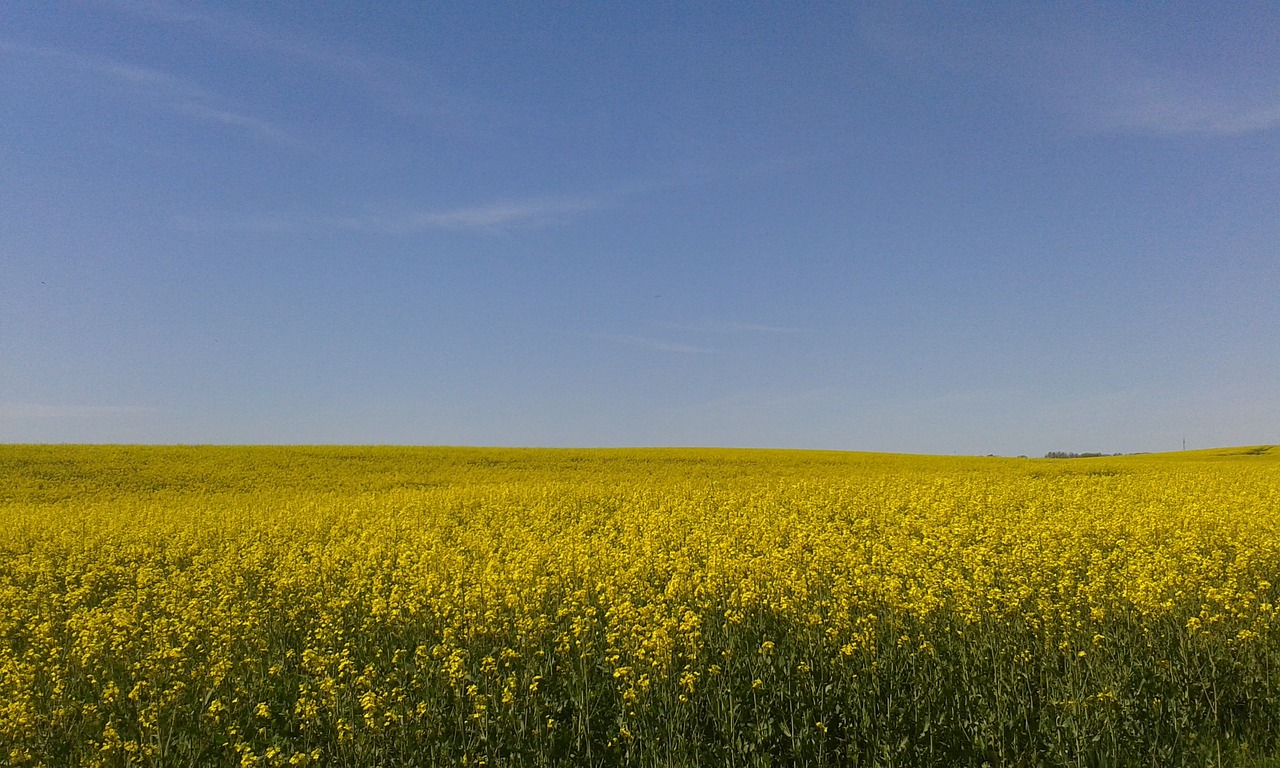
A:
[97, 0, 373, 74]
[357, 199, 601, 234]
[101, 60, 192, 89]
[172, 102, 294, 144]
[1080, 75, 1280, 137]
[859, 5, 1280, 138]
[586, 334, 712, 354]
[93, 0, 503, 130]
[659, 321, 802, 334]
[1034, 52, 1280, 138]
[0, 38, 298, 146]
[172, 196, 601, 235]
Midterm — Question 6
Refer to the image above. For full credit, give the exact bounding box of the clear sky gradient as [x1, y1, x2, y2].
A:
[3, 2, 1277, 455]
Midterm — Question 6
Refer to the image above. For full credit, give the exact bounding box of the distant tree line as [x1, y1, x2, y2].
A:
[1043, 451, 1116, 459]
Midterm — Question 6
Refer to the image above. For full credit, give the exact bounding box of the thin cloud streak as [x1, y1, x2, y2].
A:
[0, 38, 298, 146]
[172, 197, 601, 234]
[1089, 77, 1280, 136]
[99, 0, 376, 75]
[102, 61, 195, 90]
[1039, 47, 1280, 137]
[174, 102, 295, 144]
[360, 199, 601, 233]
[95, 0, 501, 129]
[586, 334, 712, 354]
[659, 321, 802, 334]
[857, 7, 1280, 138]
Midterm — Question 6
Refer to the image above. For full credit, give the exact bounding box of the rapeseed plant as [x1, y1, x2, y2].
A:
[1, 445, 1278, 766]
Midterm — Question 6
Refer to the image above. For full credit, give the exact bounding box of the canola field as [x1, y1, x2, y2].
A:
[2, 445, 1279, 767]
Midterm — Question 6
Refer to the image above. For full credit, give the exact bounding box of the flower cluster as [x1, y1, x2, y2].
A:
[1, 444, 1278, 766]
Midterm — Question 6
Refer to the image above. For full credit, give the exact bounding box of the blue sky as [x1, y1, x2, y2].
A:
[2, 2, 1277, 455]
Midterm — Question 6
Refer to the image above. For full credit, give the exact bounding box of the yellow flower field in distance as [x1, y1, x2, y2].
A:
[2, 445, 1278, 766]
